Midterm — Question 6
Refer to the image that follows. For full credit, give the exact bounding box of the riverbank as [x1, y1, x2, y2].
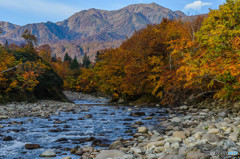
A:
[0, 91, 108, 119]
[68, 101, 240, 159]
[1, 92, 240, 159]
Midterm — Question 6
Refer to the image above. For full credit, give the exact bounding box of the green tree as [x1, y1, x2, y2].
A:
[95, 51, 100, 62]
[64, 52, 72, 63]
[4, 40, 9, 50]
[70, 56, 79, 70]
[82, 54, 91, 68]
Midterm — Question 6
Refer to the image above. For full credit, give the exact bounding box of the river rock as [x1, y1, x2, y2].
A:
[84, 114, 92, 118]
[110, 139, 124, 149]
[180, 105, 188, 110]
[229, 132, 238, 141]
[207, 128, 219, 134]
[62, 157, 72, 159]
[82, 146, 94, 152]
[166, 137, 182, 143]
[186, 151, 210, 159]
[171, 142, 180, 149]
[202, 134, 221, 143]
[25, 144, 40, 149]
[39, 150, 56, 157]
[171, 117, 181, 123]
[0, 116, 9, 120]
[130, 112, 146, 117]
[95, 150, 126, 159]
[2, 136, 13, 141]
[219, 140, 236, 149]
[130, 147, 142, 154]
[146, 141, 165, 148]
[173, 131, 186, 139]
[138, 127, 148, 133]
[218, 111, 227, 117]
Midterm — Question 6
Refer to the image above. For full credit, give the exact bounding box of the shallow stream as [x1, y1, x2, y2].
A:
[0, 99, 167, 159]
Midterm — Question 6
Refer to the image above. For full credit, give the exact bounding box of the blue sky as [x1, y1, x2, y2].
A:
[0, 0, 225, 26]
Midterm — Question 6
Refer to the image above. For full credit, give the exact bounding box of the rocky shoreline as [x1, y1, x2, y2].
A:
[1, 92, 240, 159]
[0, 91, 107, 119]
[68, 102, 240, 159]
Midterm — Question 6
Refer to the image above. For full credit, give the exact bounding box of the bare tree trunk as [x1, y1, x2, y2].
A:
[0, 64, 23, 74]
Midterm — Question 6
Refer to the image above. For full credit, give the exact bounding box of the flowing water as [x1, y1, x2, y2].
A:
[0, 99, 168, 159]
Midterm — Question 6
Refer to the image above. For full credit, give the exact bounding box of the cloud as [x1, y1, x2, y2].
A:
[183, 1, 212, 11]
[0, 0, 79, 17]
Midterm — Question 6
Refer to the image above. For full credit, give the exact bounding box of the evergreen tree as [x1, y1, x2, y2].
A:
[95, 51, 100, 62]
[64, 52, 72, 63]
[70, 56, 79, 70]
[51, 54, 57, 62]
[82, 54, 91, 68]
[4, 40, 9, 50]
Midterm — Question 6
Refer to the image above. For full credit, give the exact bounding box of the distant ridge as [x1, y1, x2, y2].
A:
[0, 3, 187, 59]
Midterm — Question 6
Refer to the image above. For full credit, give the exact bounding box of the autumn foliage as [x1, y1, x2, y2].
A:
[70, 0, 240, 104]
[2, 0, 240, 105]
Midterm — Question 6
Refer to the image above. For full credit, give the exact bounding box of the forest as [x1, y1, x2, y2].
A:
[1, 0, 240, 105]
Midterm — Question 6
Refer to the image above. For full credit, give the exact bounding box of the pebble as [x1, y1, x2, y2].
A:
[137, 127, 148, 133]
[39, 150, 56, 157]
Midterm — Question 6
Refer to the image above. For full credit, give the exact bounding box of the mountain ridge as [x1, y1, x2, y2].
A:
[0, 3, 187, 60]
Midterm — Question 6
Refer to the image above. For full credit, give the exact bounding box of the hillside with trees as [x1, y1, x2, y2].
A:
[1, 1, 240, 106]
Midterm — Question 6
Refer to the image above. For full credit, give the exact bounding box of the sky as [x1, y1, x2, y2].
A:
[0, 0, 225, 26]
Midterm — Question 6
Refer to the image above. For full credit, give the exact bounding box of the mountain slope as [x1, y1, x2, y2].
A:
[0, 3, 186, 59]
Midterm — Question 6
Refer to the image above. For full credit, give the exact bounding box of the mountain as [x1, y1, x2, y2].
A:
[0, 3, 187, 60]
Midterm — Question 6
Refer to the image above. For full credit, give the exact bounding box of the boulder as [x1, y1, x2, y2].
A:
[186, 151, 210, 159]
[202, 134, 221, 143]
[39, 150, 56, 157]
[0, 116, 9, 120]
[130, 112, 146, 117]
[146, 141, 165, 148]
[207, 128, 219, 134]
[2, 136, 13, 141]
[218, 111, 227, 117]
[180, 105, 188, 110]
[84, 114, 92, 118]
[173, 131, 186, 139]
[171, 117, 181, 123]
[95, 150, 125, 159]
[138, 127, 148, 133]
[165, 137, 182, 143]
[130, 147, 142, 154]
[25, 144, 40, 149]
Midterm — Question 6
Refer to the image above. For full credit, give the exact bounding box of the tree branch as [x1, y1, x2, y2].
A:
[0, 63, 24, 74]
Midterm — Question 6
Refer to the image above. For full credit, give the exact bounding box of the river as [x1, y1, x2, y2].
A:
[0, 99, 167, 159]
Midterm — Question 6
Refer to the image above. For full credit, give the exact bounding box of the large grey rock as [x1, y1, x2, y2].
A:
[180, 105, 188, 110]
[171, 117, 181, 123]
[130, 147, 142, 154]
[165, 137, 182, 143]
[0, 116, 9, 120]
[146, 141, 165, 148]
[110, 139, 124, 149]
[218, 111, 227, 117]
[202, 134, 221, 143]
[39, 150, 56, 157]
[173, 131, 186, 139]
[207, 128, 219, 134]
[138, 127, 148, 133]
[218, 140, 236, 149]
[229, 132, 238, 141]
[95, 150, 126, 159]
[186, 151, 210, 159]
